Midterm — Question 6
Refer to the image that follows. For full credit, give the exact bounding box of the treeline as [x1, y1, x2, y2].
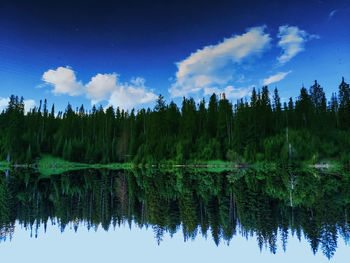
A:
[0, 77, 350, 164]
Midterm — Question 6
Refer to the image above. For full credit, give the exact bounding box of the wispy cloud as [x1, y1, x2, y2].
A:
[42, 67, 157, 109]
[329, 9, 338, 19]
[277, 25, 319, 65]
[169, 26, 271, 98]
[263, 71, 292, 85]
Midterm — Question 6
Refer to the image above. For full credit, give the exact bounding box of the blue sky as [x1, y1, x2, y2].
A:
[1, 0, 350, 112]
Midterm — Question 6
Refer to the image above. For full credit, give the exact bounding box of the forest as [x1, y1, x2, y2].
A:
[0, 77, 350, 165]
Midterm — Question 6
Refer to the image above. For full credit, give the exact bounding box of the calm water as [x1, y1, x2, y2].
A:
[0, 168, 349, 262]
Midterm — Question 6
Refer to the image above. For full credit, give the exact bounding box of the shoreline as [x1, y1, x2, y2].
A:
[1, 155, 341, 174]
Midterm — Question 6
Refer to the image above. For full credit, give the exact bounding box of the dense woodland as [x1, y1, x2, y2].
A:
[1, 77, 350, 164]
[1, 168, 349, 259]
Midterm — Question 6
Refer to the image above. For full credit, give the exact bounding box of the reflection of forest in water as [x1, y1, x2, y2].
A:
[1, 168, 350, 259]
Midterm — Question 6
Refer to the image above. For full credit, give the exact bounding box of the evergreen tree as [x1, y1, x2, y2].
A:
[338, 77, 350, 129]
[207, 93, 218, 138]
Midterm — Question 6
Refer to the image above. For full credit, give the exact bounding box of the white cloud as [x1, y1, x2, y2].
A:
[108, 78, 158, 109]
[263, 71, 292, 85]
[277, 25, 319, 65]
[24, 99, 36, 113]
[0, 97, 8, 112]
[42, 67, 157, 109]
[169, 26, 271, 98]
[204, 85, 252, 100]
[0, 97, 35, 113]
[42, 66, 83, 96]
[85, 73, 118, 104]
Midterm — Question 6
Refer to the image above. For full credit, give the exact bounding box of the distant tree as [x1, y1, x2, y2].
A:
[295, 87, 313, 128]
[338, 77, 350, 129]
[207, 93, 218, 137]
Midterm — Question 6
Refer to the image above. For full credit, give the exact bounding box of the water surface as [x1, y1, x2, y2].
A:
[0, 168, 349, 262]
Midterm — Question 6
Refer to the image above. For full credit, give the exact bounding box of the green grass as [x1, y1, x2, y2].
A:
[0, 161, 10, 166]
[4, 154, 345, 177]
[201, 159, 232, 166]
[37, 155, 134, 177]
[0, 161, 10, 171]
[36, 155, 242, 176]
[37, 155, 86, 177]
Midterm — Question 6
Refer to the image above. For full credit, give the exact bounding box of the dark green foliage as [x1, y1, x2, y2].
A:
[338, 77, 350, 129]
[0, 78, 350, 164]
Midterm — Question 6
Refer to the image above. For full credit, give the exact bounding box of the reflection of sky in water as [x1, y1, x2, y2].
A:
[0, 220, 349, 263]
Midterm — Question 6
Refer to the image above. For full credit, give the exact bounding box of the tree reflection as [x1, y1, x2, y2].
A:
[0, 168, 349, 259]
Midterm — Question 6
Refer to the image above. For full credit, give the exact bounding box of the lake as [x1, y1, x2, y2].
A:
[0, 168, 349, 262]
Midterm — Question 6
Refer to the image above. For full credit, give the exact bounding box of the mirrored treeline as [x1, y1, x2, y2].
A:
[0, 168, 349, 259]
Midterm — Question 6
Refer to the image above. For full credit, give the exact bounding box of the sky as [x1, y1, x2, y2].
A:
[1, 0, 350, 112]
[0, 220, 349, 263]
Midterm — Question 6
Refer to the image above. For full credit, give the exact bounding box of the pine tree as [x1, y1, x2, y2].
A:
[207, 93, 218, 138]
[338, 77, 350, 129]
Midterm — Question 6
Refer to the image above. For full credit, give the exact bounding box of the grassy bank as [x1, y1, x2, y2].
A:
[36, 155, 134, 176]
[36, 155, 246, 176]
[1, 155, 343, 176]
[0, 161, 10, 171]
